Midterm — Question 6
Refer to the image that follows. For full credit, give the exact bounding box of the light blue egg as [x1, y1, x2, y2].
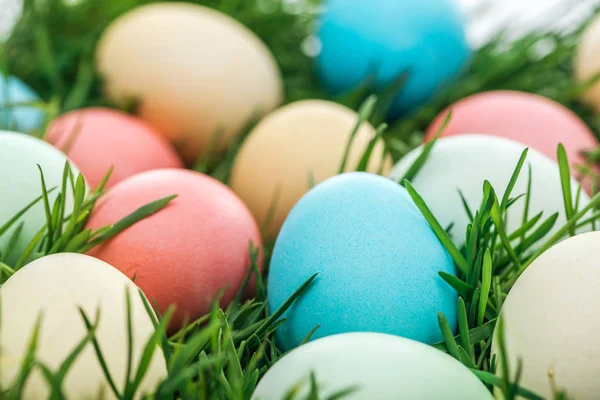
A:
[315, 0, 470, 116]
[268, 172, 457, 351]
[0, 72, 45, 133]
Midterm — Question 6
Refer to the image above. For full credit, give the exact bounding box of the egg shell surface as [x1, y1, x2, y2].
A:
[230, 100, 392, 239]
[0, 253, 167, 399]
[96, 2, 283, 163]
[315, 0, 470, 116]
[575, 15, 600, 110]
[45, 107, 184, 188]
[389, 134, 590, 247]
[425, 91, 598, 190]
[85, 169, 262, 332]
[252, 332, 492, 400]
[492, 231, 600, 400]
[268, 172, 456, 351]
[0, 131, 85, 266]
[0, 73, 44, 133]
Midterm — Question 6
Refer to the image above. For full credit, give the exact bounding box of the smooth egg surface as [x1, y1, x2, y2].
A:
[0, 130, 85, 266]
[316, 0, 470, 116]
[0, 72, 44, 133]
[268, 172, 456, 351]
[85, 169, 262, 332]
[575, 14, 600, 110]
[230, 100, 392, 239]
[46, 107, 184, 188]
[389, 134, 590, 247]
[96, 2, 283, 163]
[252, 332, 493, 399]
[0, 253, 167, 399]
[492, 231, 600, 399]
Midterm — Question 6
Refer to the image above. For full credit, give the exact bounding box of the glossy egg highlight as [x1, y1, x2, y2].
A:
[46, 107, 184, 189]
[493, 231, 600, 400]
[253, 333, 492, 400]
[389, 135, 590, 247]
[0, 73, 45, 133]
[268, 172, 457, 351]
[96, 3, 283, 163]
[230, 100, 392, 239]
[315, 0, 470, 116]
[0, 253, 167, 399]
[85, 169, 261, 332]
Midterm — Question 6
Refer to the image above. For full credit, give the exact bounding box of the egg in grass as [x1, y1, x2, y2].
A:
[0, 72, 45, 133]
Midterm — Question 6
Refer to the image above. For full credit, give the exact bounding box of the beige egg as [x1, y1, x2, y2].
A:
[575, 15, 600, 110]
[230, 100, 392, 239]
[0, 253, 167, 399]
[96, 2, 283, 163]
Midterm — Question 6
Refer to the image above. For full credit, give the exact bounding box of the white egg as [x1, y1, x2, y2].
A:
[0, 253, 167, 399]
[492, 231, 600, 399]
[252, 332, 492, 399]
[96, 2, 283, 163]
[389, 134, 590, 247]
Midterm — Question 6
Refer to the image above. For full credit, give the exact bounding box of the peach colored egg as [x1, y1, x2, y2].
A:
[85, 169, 262, 332]
[45, 107, 183, 189]
[575, 15, 600, 110]
[425, 91, 598, 188]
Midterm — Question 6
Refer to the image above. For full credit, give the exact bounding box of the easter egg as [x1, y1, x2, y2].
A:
[574, 13, 600, 112]
[315, 0, 470, 116]
[96, 2, 283, 163]
[85, 169, 261, 332]
[424, 91, 598, 187]
[0, 72, 44, 133]
[0, 131, 85, 266]
[45, 107, 184, 189]
[268, 172, 456, 351]
[253, 332, 492, 399]
[0, 253, 167, 399]
[389, 135, 590, 247]
[492, 231, 600, 399]
[230, 100, 392, 239]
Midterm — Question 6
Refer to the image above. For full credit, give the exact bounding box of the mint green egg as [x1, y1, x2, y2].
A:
[0, 131, 85, 266]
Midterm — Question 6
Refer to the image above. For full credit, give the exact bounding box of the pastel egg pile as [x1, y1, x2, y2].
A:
[1, 0, 600, 399]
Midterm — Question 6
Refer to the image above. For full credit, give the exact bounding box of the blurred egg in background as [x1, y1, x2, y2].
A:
[230, 100, 391, 239]
[253, 333, 492, 400]
[575, 13, 600, 111]
[389, 135, 590, 247]
[314, 0, 471, 117]
[96, 2, 283, 164]
[86, 169, 262, 332]
[0, 72, 45, 133]
[45, 107, 184, 189]
[268, 172, 456, 351]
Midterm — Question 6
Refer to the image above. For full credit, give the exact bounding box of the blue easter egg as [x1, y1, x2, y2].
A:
[268, 172, 457, 351]
[315, 0, 470, 116]
[0, 72, 45, 132]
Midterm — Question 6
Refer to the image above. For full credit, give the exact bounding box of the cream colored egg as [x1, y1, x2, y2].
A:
[575, 14, 600, 110]
[0, 253, 167, 399]
[96, 2, 283, 163]
[492, 231, 600, 399]
[230, 100, 392, 238]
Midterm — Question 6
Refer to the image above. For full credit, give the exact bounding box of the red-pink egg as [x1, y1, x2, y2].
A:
[425, 91, 598, 188]
[45, 107, 184, 189]
[85, 169, 262, 332]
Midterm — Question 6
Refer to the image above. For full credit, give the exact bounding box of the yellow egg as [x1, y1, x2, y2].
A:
[230, 100, 392, 239]
[0, 253, 167, 399]
[96, 2, 283, 163]
[575, 15, 600, 110]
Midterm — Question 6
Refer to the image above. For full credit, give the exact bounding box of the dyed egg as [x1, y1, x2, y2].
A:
[389, 135, 590, 247]
[425, 91, 598, 187]
[85, 169, 261, 332]
[253, 333, 492, 399]
[230, 100, 392, 239]
[575, 14, 600, 110]
[493, 231, 600, 399]
[268, 172, 456, 351]
[0, 72, 45, 133]
[45, 107, 184, 189]
[315, 0, 470, 116]
[96, 3, 283, 163]
[0, 131, 85, 266]
[0, 253, 166, 399]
